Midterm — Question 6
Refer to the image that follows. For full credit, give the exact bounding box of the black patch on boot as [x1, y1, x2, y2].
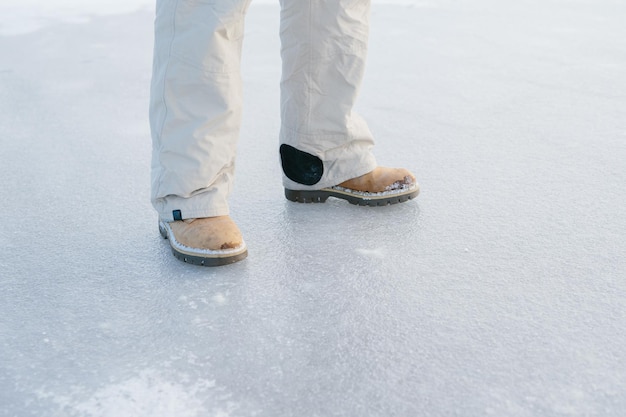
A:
[173, 210, 183, 221]
[280, 144, 323, 186]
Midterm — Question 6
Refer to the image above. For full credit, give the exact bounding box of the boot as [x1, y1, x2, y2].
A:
[285, 167, 419, 206]
[159, 216, 247, 266]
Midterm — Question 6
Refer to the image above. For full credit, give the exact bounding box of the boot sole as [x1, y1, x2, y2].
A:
[284, 184, 419, 206]
[159, 220, 248, 267]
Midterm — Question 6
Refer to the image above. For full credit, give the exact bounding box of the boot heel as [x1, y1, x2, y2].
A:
[284, 189, 329, 203]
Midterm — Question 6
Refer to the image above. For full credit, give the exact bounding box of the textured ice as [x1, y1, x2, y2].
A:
[1, 1, 626, 416]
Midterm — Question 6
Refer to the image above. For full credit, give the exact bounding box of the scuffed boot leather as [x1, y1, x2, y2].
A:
[337, 166, 417, 193]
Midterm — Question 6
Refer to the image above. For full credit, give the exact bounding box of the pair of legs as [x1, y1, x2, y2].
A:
[150, 0, 418, 266]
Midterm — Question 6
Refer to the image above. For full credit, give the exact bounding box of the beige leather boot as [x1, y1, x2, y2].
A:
[159, 216, 247, 266]
[285, 166, 419, 206]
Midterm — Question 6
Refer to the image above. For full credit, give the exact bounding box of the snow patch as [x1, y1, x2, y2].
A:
[355, 248, 386, 259]
[212, 292, 228, 305]
[36, 369, 229, 417]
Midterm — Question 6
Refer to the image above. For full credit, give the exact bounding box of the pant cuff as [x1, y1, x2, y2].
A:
[153, 193, 230, 222]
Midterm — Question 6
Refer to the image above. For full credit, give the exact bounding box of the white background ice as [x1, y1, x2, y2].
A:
[0, 0, 423, 35]
[1, 0, 625, 416]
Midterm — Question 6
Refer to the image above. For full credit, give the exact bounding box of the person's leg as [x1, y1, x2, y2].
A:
[279, 0, 419, 205]
[150, 0, 251, 265]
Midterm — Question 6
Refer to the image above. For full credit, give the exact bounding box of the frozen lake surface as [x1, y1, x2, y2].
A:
[1, 1, 625, 416]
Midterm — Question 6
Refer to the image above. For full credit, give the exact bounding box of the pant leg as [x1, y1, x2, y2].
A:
[150, 0, 251, 222]
[279, 0, 377, 190]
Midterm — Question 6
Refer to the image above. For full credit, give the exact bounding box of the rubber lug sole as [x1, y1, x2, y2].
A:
[159, 221, 248, 267]
[284, 186, 419, 206]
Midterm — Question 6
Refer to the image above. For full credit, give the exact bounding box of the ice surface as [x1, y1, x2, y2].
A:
[1, 1, 626, 416]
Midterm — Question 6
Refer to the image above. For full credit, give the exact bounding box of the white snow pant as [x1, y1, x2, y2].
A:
[150, 0, 377, 221]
